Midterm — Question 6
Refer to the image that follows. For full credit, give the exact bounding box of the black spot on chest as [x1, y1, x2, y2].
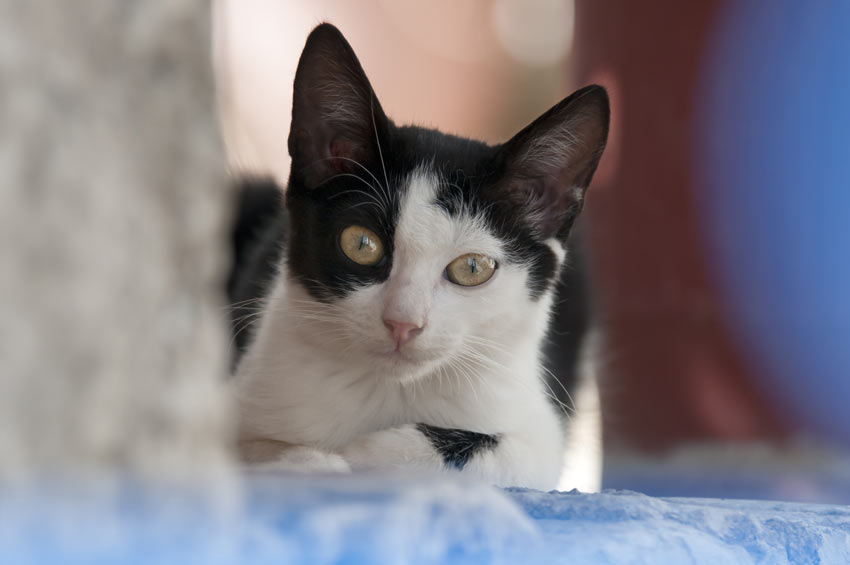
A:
[416, 424, 500, 469]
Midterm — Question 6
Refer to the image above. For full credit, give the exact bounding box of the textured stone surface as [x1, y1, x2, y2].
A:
[0, 2, 233, 486]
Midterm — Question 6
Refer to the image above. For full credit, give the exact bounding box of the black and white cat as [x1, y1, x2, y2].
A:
[229, 24, 609, 491]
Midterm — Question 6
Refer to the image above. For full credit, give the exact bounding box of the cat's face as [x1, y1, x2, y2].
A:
[283, 24, 608, 382]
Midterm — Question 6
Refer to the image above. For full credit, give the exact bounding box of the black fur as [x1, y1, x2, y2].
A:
[416, 424, 500, 470]
[227, 181, 286, 359]
[542, 233, 591, 405]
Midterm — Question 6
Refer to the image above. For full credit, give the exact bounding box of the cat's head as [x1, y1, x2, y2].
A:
[284, 24, 608, 382]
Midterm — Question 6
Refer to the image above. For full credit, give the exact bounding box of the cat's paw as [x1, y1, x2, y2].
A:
[265, 445, 351, 473]
[342, 425, 441, 470]
[252, 445, 351, 474]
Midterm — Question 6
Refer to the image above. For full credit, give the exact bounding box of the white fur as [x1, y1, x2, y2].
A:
[557, 329, 603, 492]
[248, 443, 351, 474]
[233, 170, 600, 490]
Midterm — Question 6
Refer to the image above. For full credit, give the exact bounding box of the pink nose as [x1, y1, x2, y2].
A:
[383, 319, 423, 348]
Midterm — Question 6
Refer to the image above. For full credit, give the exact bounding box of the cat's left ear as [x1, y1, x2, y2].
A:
[499, 85, 609, 241]
[288, 23, 390, 190]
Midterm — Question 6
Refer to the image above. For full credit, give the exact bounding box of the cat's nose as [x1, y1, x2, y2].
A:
[383, 319, 423, 348]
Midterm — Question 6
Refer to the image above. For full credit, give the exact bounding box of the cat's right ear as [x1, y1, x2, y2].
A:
[288, 24, 389, 190]
[499, 85, 609, 241]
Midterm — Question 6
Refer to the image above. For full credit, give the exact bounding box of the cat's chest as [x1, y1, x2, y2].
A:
[244, 350, 489, 448]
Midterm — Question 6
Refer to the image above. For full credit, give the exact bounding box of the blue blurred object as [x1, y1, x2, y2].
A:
[697, 0, 850, 443]
[2, 473, 850, 564]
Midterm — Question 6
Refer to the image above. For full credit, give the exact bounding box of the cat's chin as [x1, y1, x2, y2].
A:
[371, 349, 439, 383]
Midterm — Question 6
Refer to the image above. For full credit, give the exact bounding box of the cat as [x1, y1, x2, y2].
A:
[229, 23, 609, 491]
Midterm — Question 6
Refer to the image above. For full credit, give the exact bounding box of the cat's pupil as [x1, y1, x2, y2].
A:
[359, 235, 368, 250]
[468, 257, 477, 273]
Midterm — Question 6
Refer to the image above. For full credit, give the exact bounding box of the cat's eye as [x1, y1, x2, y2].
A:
[340, 225, 385, 266]
[446, 253, 496, 287]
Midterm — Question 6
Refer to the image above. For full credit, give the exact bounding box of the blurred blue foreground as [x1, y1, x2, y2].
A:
[2, 472, 849, 564]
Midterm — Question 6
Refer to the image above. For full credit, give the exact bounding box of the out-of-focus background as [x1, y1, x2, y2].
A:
[217, 0, 850, 502]
[2, 0, 848, 518]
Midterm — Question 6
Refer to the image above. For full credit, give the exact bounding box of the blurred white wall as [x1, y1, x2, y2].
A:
[0, 1, 233, 490]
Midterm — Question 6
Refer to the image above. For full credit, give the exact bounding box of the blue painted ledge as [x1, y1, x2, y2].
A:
[2, 472, 849, 564]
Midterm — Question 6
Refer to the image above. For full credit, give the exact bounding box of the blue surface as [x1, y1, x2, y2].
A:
[3, 472, 850, 564]
[508, 488, 850, 564]
[697, 0, 850, 443]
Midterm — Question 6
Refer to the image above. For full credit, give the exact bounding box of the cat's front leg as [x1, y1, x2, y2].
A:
[341, 425, 445, 471]
[239, 438, 351, 473]
[342, 424, 561, 489]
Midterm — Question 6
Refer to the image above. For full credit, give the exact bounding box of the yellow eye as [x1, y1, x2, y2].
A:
[340, 225, 385, 266]
[446, 253, 496, 287]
